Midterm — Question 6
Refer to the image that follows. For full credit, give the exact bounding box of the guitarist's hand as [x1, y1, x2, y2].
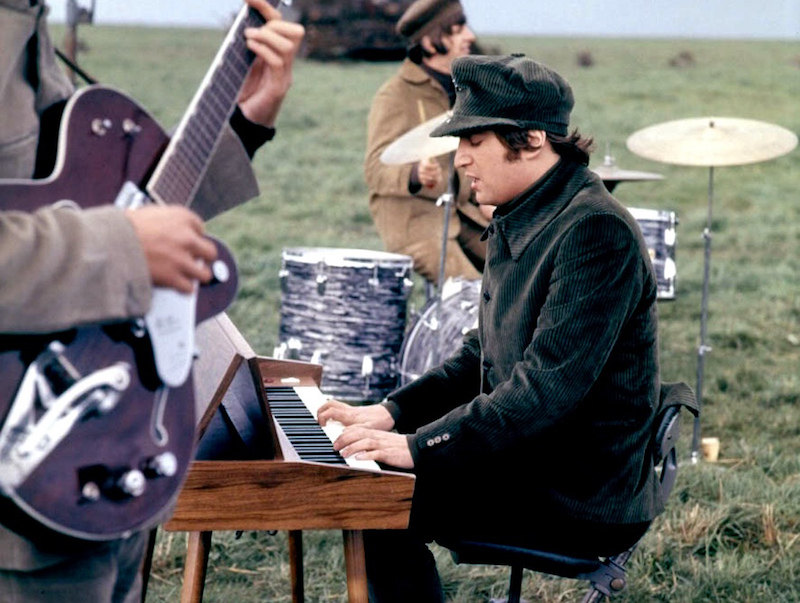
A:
[238, 0, 305, 127]
[126, 206, 218, 294]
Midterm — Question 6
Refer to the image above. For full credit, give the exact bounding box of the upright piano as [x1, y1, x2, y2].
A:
[161, 314, 415, 602]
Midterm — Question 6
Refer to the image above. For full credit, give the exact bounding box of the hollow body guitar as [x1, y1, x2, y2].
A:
[0, 5, 267, 541]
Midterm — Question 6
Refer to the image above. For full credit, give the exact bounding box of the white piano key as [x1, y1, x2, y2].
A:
[294, 387, 381, 472]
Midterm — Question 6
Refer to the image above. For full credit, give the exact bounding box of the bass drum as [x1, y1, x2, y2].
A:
[399, 279, 481, 386]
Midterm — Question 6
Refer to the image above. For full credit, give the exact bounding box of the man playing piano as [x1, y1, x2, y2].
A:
[318, 54, 662, 602]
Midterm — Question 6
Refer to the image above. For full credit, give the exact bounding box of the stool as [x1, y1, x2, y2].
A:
[440, 382, 698, 602]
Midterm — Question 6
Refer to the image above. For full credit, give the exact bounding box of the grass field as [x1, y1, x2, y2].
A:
[53, 23, 800, 601]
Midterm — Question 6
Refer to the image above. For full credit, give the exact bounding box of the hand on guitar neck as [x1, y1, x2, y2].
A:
[238, 0, 305, 127]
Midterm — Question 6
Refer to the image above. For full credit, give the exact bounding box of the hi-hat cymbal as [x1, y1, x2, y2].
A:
[380, 111, 459, 165]
[591, 156, 664, 184]
[627, 117, 798, 167]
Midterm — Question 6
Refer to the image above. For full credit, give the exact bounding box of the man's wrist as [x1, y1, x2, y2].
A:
[230, 105, 276, 158]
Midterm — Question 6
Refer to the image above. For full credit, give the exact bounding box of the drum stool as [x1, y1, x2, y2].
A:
[438, 382, 697, 603]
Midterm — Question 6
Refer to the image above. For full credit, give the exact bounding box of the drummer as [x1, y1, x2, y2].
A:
[319, 55, 667, 602]
[364, 0, 489, 286]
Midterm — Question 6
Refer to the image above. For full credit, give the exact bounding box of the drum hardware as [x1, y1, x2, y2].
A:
[627, 116, 798, 463]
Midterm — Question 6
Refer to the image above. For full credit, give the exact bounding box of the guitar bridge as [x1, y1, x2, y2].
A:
[0, 342, 131, 492]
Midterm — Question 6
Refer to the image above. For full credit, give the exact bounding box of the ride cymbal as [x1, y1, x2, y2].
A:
[380, 111, 459, 165]
[627, 117, 798, 167]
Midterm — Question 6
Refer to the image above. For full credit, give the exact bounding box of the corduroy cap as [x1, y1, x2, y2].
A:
[396, 0, 464, 43]
[430, 54, 574, 138]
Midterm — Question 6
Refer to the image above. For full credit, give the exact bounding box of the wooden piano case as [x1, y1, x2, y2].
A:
[157, 314, 414, 603]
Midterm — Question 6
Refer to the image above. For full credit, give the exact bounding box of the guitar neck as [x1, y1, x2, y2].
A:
[146, 5, 266, 207]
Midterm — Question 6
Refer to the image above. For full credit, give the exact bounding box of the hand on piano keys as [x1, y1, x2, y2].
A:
[315, 395, 414, 470]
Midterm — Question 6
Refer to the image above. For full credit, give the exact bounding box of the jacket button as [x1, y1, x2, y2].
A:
[483, 290, 491, 302]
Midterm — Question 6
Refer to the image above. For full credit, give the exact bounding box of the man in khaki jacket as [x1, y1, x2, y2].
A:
[364, 0, 488, 285]
[0, 0, 303, 600]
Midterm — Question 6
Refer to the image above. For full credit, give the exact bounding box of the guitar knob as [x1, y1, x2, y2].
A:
[211, 260, 230, 284]
[144, 452, 178, 478]
[117, 469, 146, 497]
[81, 481, 101, 502]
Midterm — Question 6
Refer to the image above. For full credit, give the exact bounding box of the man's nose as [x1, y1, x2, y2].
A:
[454, 141, 469, 167]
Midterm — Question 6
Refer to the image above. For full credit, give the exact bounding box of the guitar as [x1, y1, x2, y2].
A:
[0, 5, 269, 541]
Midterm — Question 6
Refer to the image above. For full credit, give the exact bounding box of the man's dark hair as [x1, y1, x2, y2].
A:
[407, 12, 467, 64]
[495, 128, 594, 165]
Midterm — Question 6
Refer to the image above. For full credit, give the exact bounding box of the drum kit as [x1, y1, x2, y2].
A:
[275, 110, 798, 464]
[627, 116, 798, 462]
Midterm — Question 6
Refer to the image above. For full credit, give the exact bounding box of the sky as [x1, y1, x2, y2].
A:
[46, 0, 800, 40]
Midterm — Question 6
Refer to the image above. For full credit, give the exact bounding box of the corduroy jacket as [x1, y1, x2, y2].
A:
[387, 159, 662, 531]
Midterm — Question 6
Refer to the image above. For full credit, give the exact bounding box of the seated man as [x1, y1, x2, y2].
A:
[319, 54, 663, 602]
[364, 0, 488, 285]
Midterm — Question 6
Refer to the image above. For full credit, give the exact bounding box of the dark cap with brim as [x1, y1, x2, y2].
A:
[396, 0, 464, 43]
[430, 54, 574, 138]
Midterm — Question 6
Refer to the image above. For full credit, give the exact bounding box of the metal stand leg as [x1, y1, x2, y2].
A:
[691, 166, 715, 463]
[432, 154, 456, 367]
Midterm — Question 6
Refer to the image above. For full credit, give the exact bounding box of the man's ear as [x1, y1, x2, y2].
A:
[527, 130, 547, 151]
[420, 35, 436, 54]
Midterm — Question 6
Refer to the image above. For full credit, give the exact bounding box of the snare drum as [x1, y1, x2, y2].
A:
[399, 278, 481, 386]
[627, 207, 677, 300]
[277, 248, 413, 402]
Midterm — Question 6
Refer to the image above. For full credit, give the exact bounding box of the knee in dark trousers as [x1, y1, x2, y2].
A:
[364, 529, 444, 603]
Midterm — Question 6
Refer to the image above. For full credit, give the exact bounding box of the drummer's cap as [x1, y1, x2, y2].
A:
[396, 0, 465, 43]
[431, 54, 574, 138]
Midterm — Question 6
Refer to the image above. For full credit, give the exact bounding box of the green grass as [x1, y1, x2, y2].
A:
[53, 23, 800, 601]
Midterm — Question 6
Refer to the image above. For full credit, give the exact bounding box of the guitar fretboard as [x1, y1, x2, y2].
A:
[147, 6, 266, 207]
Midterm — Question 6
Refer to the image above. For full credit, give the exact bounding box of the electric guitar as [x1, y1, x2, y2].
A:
[0, 5, 269, 541]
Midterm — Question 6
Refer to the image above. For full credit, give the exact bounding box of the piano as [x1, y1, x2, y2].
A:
[159, 314, 415, 603]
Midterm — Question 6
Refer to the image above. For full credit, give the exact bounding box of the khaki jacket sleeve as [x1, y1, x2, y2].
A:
[0, 205, 151, 333]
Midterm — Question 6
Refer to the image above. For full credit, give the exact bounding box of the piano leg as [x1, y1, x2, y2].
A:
[343, 530, 369, 603]
[288, 530, 304, 603]
[180, 531, 212, 603]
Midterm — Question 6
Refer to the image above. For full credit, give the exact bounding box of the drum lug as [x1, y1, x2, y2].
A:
[273, 338, 303, 360]
[316, 274, 328, 295]
[315, 261, 329, 295]
[369, 266, 380, 289]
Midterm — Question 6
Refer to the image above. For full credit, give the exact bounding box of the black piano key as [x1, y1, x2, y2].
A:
[265, 386, 347, 466]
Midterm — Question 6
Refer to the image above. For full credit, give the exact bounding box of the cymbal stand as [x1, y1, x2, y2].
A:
[691, 166, 715, 463]
[432, 154, 456, 365]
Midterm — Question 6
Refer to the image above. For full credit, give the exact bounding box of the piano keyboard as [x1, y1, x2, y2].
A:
[266, 386, 381, 472]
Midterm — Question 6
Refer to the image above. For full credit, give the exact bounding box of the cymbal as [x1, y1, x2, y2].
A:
[627, 117, 798, 167]
[380, 111, 459, 165]
[591, 156, 664, 184]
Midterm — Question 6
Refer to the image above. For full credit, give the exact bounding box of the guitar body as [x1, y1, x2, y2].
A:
[0, 85, 239, 540]
[0, 85, 169, 211]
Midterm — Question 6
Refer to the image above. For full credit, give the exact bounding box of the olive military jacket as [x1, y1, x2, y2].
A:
[0, 0, 259, 569]
[388, 160, 662, 527]
[364, 58, 487, 282]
